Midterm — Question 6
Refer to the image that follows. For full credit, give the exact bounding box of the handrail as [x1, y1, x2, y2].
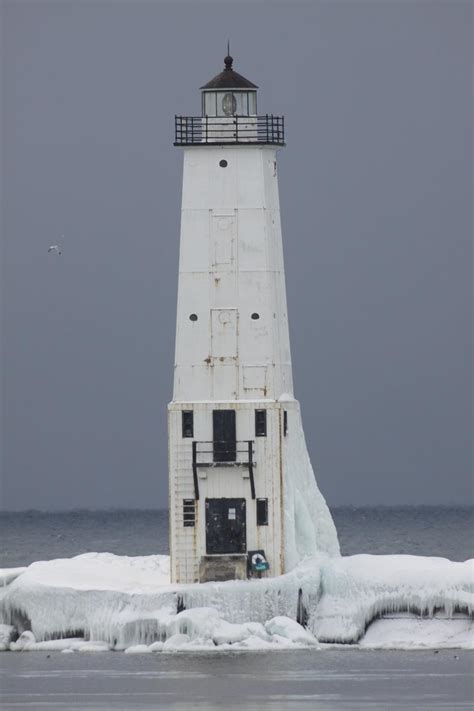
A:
[174, 115, 285, 146]
[191, 439, 256, 499]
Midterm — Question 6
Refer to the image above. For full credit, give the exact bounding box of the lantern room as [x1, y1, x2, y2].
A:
[200, 54, 258, 117]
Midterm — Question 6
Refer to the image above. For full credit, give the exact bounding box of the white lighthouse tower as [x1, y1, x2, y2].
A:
[169, 54, 339, 584]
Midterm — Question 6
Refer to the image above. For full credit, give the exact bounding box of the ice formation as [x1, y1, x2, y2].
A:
[281, 401, 340, 566]
[359, 614, 473, 650]
[0, 551, 472, 652]
[311, 554, 473, 644]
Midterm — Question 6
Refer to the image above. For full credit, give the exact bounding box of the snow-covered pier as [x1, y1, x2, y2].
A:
[1, 552, 472, 652]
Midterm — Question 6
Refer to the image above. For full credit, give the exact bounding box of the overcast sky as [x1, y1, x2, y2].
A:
[1, 0, 472, 510]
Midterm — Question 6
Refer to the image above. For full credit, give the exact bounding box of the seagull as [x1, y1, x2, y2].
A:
[48, 245, 62, 255]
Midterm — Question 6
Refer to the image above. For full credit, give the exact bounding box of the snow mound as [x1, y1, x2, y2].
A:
[6, 552, 170, 593]
[0, 552, 471, 651]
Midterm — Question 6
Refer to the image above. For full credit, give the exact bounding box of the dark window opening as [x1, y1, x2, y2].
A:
[213, 410, 236, 462]
[257, 498, 268, 526]
[283, 410, 288, 436]
[183, 499, 196, 527]
[255, 409, 267, 437]
[189, 313, 198, 321]
[251, 312, 260, 320]
[219, 159, 228, 167]
[182, 410, 194, 438]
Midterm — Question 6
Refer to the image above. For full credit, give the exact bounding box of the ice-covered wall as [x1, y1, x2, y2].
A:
[282, 399, 340, 569]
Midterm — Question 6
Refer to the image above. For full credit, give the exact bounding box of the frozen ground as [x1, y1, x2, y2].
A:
[0, 552, 472, 652]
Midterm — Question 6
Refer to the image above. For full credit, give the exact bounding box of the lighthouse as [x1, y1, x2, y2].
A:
[169, 54, 339, 584]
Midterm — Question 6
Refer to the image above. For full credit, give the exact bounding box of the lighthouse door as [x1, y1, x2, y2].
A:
[205, 498, 247, 554]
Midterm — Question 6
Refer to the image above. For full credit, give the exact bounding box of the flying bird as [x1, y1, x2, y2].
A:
[48, 245, 62, 255]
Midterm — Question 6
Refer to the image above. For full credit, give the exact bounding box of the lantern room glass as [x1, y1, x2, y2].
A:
[202, 90, 257, 117]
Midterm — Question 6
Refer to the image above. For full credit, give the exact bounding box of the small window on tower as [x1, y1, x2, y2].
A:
[182, 410, 194, 438]
[257, 498, 268, 526]
[255, 409, 267, 437]
[183, 499, 196, 527]
[284, 410, 288, 436]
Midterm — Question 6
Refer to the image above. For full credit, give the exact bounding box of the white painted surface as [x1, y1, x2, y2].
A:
[169, 137, 338, 584]
[173, 145, 292, 403]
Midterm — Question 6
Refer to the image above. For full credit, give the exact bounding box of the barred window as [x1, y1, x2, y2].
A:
[255, 409, 267, 437]
[183, 499, 196, 527]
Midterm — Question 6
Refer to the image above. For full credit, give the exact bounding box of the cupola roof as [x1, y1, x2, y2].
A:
[200, 55, 258, 90]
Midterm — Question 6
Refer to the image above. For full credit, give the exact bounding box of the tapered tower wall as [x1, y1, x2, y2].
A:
[173, 145, 293, 403]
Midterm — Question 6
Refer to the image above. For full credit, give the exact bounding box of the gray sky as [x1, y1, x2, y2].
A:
[1, 0, 472, 510]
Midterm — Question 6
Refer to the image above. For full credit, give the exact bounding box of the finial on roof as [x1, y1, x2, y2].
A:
[224, 41, 233, 70]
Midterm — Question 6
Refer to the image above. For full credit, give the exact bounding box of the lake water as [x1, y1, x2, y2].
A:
[1, 507, 473, 710]
[1, 506, 472, 568]
[1, 645, 472, 710]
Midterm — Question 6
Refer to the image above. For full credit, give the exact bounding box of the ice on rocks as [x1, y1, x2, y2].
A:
[359, 614, 474, 650]
[312, 554, 474, 644]
[77, 641, 111, 652]
[10, 630, 35, 651]
[8, 637, 112, 653]
[0, 553, 176, 649]
[163, 633, 191, 649]
[124, 644, 153, 654]
[0, 550, 472, 652]
[265, 616, 318, 646]
[0, 624, 16, 651]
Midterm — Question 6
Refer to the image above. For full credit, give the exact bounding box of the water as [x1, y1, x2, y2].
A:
[1, 507, 473, 710]
[0, 506, 472, 568]
[1, 646, 472, 710]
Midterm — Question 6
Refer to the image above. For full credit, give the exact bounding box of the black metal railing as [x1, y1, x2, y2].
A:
[191, 440, 256, 500]
[174, 115, 285, 146]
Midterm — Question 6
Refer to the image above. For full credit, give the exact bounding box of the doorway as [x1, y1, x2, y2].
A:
[205, 498, 247, 554]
